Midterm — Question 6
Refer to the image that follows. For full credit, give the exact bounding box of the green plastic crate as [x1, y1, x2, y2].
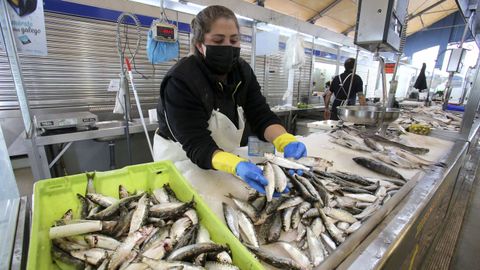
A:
[27, 161, 264, 270]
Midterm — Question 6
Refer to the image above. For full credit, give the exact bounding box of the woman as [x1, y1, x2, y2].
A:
[154, 5, 307, 194]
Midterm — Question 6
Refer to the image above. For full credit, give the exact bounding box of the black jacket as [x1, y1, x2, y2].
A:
[157, 54, 281, 169]
[330, 71, 363, 101]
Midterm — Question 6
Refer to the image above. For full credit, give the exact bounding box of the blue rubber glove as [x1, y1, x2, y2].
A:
[236, 161, 268, 194]
[284, 141, 307, 159]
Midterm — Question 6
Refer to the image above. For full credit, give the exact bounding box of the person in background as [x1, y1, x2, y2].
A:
[154, 5, 307, 194]
[324, 58, 366, 120]
[322, 81, 331, 111]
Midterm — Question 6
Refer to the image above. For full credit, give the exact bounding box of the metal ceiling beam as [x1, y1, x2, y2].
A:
[307, 0, 343, 23]
[409, 0, 447, 20]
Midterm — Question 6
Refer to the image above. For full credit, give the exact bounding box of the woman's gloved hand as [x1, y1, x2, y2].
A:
[212, 151, 268, 193]
[273, 133, 307, 159]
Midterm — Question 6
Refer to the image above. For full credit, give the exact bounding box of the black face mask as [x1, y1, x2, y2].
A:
[203, 45, 241, 75]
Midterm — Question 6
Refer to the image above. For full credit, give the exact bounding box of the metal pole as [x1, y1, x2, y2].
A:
[0, 0, 32, 135]
[251, 20, 257, 71]
[308, 37, 315, 101]
[335, 46, 341, 76]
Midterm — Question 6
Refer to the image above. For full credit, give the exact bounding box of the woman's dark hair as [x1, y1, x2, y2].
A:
[344, 58, 356, 71]
[191, 5, 239, 53]
[325, 81, 331, 87]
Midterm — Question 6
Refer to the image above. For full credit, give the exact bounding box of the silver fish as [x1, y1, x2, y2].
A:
[276, 241, 311, 269]
[142, 257, 203, 270]
[237, 211, 259, 247]
[226, 194, 258, 222]
[246, 245, 303, 270]
[292, 156, 333, 170]
[282, 207, 294, 232]
[204, 261, 239, 270]
[306, 227, 326, 266]
[323, 207, 357, 223]
[122, 263, 149, 270]
[166, 243, 227, 261]
[320, 233, 336, 253]
[85, 234, 121, 251]
[310, 217, 325, 237]
[354, 200, 381, 220]
[336, 222, 350, 231]
[142, 237, 174, 260]
[296, 223, 306, 242]
[267, 213, 282, 243]
[291, 206, 301, 230]
[371, 152, 418, 169]
[277, 196, 304, 210]
[319, 210, 345, 244]
[108, 226, 154, 270]
[343, 193, 377, 203]
[70, 248, 107, 266]
[264, 153, 310, 171]
[264, 162, 276, 202]
[345, 221, 362, 234]
[152, 188, 170, 204]
[118, 185, 130, 199]
[272, 163, 288, 192]
[170, 217, 192, 242]
[184, 209, 198, 225]
[222, 203, 240, 239]
[86, 193, 118, 208]
[353, 157, 406, 181]
[297, 201, 312, 215]
[129, 194, 149, 234]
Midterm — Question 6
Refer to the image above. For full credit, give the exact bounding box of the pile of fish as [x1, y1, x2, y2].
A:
[329, 126, 442, 180]
[223, 154, 402, 269]
[49, 173, 238, 270]
[396, 105, 462, 132]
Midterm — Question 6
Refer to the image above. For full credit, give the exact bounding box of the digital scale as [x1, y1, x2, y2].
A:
[34, 112, 98, 135]
[152, 21, 178, 42]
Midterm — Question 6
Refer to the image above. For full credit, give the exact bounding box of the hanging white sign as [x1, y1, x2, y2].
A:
[3, 0, 48, 56]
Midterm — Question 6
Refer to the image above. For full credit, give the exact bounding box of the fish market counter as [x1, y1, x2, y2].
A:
[170, 129, 471, 269]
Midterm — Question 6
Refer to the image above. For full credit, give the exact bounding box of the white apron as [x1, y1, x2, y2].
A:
[153, 107, 245, 163]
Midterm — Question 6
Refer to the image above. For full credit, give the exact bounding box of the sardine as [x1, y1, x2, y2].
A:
[251, 196, 267, 212]
[152, 188, 170, 204]
[142, 257, 203, 270]
[76, 194, 89, 219]
[86, 172, 96, 195]
[267, 213, 282, 243]
[306, 227, 326, 266]
[222, 203, 240, 239]
[363, 137, 384, 151]
[51, 245, 84, 270]
[310, 217, 325, 237]
[264, 153, 310, 171]
[353, 157, 406, 181]
[119, 185, 130, 199]
[367, 134, 429, 155]
[343, 193, 377, 203]
[392, 148, 442, 167]
[149, 201, 194, 219]
[277, 196, 304, 210]
[184, 209, 199, 225]
[226, 194, 258, 222]
[297, 201, 312, 215]
[319, 210, 345, 244]
[108, 226, 154, 270]
[354, 200, 381, 220]
[282, 207, 294, 232]
[237, 211, 259, 247]
[292, 156, 333, 170]
[272, 163, 288, 192]
[52, 238, 87, 252]
[142, 237, 174, 260]
[170, 217, 192, 242]
[88, 193, 145, 220]
[71, 248, 108, 266]
[246, 245, 303, 270]
[173, 224, 199, 250]
[129, 194, 149, 234]
[118, 250, 138, 269]
[264, 162, 276, 202]
[204, 261, 239, 270]
[291, 206, 301, 229]
[371, 152, 418, 169]
[276, 241, 311, 269]
[85, 234, 121, 250]
[345, 221, 362, 234]
[320, 232, 336, 253]
[166, 242, 227, 261]
[122, 263, 149, 270]
[296, 223, 306, 242]
[336, 222, 350, 231]
[323, 207, 357, 223]
[86, 193, 118, 208]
